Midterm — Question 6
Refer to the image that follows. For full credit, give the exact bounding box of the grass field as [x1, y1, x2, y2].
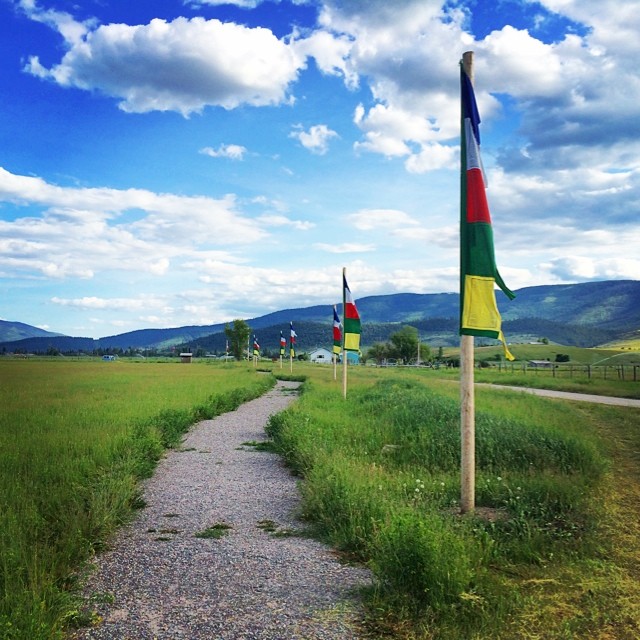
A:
[1, 356, 639, 639]
[435, 343, 640, 400]
[265, 362, 640, 639]
[0, 359, 274, 640]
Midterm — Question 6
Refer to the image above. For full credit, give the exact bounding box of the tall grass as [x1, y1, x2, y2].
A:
[266, 372, 611, 636]
[0, 360, 274, 640]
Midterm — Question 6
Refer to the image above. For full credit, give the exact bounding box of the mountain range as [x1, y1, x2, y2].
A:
[1, 280, 639, 354]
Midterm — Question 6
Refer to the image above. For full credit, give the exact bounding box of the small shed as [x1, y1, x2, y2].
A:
[309, 347, 334, 363]
[528, 360, 553, 368]
[180, 352, 193, 363]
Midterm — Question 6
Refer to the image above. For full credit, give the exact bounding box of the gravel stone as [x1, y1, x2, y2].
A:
[72, 380, 373, 639]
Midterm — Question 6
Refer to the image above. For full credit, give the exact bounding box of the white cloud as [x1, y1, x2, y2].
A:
[292, 29, 357, 88]
[199, 144, 247, 160]
[257, 214, 315, 230]
[544, 256, 640, 282]
[0, 167, 265, 279]
[186, 0, 263, 7]
[347, 208, 419, 231]
[17, 0, 95, 45]
[25, 16, 305, 115]
[405, 143, 457, 173]
[314, 243, 376, 253]
[289, 124, 339, 154]
[51, 295, 164, 311]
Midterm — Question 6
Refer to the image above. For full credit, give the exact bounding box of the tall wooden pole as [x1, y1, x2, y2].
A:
[342, 267, 348, 399]
[460, 50, 475, 514]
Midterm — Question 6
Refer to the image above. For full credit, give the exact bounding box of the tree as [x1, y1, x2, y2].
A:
[367, 342, 389, 365]
[224, 319, 251, 361]
[389, 326, 422, 364]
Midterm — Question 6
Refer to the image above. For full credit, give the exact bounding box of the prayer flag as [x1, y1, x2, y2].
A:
[460, 65, 515, 360]
[343, 275, 361, 352]
[289, 322, 297, 358]
[332, 305, 342, 355]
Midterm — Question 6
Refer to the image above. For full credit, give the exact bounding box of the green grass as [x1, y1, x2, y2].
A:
[446, 343, 640, 366]
[194, 523, 232, 539]
[265, 363, 640, 639]
[3, 357, 638, 639]
[0, 359, 274, 640]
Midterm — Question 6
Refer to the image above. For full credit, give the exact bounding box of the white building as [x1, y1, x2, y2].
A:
[308, 347, 334, 363]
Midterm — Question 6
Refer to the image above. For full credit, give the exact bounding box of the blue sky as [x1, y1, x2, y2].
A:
[1, 0, 639, 338]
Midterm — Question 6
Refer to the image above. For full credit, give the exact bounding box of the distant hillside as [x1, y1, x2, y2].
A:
[499, 280, 640, 332]
[0, 320, 64, 343]
[1, 280, 638, 353]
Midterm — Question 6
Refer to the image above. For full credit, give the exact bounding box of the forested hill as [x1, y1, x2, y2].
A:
[1, 279, 638, 352]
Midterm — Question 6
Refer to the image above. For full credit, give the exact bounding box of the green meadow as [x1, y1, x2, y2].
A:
[0, 359, 274, 640]
[1, 357, 639, 639]
[266, 363, 640, 639]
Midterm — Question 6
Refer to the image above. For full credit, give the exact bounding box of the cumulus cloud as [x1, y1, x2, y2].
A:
[24, 15, 305, 115]
[199, 144, 247, 160]
[544, 256, 640, 282]
[257, 214, 315, 230]
[51, 295, 164, 310]
[0, 167, 264, 279]
[310, 0, 640, 191]
[291, 29, 357, 88]
[289, 124, 339, 154]
[17, 0, 95, 45]
[347, 208, 419, 231]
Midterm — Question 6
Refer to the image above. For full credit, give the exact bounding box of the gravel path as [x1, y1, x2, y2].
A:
[72, 380, 373, 640]
[482, 383, 640, 407]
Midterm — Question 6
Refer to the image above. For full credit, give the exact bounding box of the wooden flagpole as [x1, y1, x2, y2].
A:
[342, 267, 348, 399]
[460, 50, 475, 514]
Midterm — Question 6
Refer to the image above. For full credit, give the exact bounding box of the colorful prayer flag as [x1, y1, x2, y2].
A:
[252, 335, 260, 357]
[343, 274, 361, 352]
[289, 322, 297, 358]
[332, 305, 342, 355]
[279, 331, 286, 357]
[460, 65, 515, 360]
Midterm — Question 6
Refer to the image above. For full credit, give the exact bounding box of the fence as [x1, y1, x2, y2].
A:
[494, 362, 640, 382]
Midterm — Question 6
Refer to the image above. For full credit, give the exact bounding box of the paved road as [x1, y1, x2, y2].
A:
[482, 384, 640, 408]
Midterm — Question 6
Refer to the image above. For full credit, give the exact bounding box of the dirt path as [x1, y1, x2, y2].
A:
[481, 384, 640, 408]
[71, 380, 372, 640]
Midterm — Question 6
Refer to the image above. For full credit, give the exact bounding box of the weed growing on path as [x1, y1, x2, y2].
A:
[195, 524, 232, 539]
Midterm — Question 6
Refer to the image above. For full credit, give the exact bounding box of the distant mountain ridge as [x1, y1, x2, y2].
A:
[1, 280, 639, 353]
[0, 320, 63, 342]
